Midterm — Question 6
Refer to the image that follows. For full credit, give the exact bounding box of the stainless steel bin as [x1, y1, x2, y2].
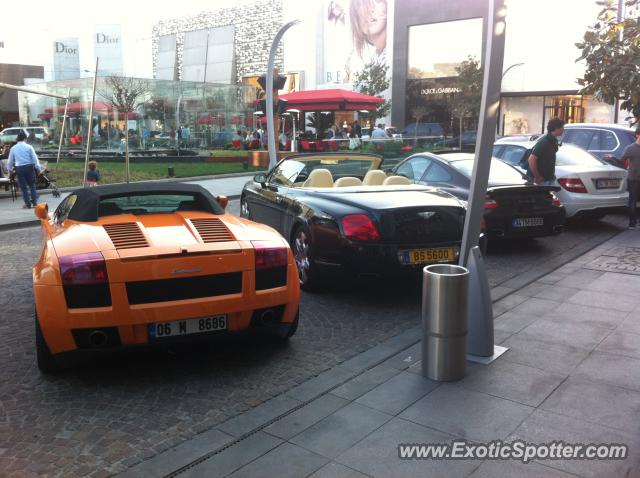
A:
[421, 264, 469, 381]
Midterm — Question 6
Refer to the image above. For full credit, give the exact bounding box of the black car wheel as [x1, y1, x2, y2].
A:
[240, 196, 251, 219]
[293, 226, 321, 291]
[35, 313, 60, 373]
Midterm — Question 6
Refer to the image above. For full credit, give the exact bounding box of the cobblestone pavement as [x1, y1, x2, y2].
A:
[0, 210, 627, 477]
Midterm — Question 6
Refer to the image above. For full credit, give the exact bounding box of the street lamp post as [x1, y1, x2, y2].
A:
[266, 20, 300, 170]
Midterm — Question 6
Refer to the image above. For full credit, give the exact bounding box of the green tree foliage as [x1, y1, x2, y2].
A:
[449, 56, 483, 149]
[353, 61, 391, 123]
[576, 0, 640, 123]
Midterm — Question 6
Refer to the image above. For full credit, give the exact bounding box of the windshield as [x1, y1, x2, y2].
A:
[269, 155, 382, 187]
[451, 159, 525, 184]
[98, 193, 208, 216]
[556, 145, 606, 166]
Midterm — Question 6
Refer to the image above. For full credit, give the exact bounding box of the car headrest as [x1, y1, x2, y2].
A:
[303, 168, 334, 188]
[383, 175, 412, 186]
[363, 170, 387, 186]
[98, 202, 123, 217]
[334, 177, 363, 187]
[177, 200, 199, 211]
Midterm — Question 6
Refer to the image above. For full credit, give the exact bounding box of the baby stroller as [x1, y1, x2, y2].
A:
[36, 161, 61, 198]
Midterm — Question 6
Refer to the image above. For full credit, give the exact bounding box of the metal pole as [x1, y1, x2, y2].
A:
[0, 82, 67, 99]
[266, 20, 300, 170]
[459, 0, 507, 265]
[83, 58, 99, 189]
[55, 89, 70, 166]
[614, 0, 624, 124]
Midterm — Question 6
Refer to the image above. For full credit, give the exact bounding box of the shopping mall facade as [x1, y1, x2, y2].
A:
[10, 0, 630, 138]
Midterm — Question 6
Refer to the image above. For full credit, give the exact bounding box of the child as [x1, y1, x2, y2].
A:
[86, 161, 101, 186]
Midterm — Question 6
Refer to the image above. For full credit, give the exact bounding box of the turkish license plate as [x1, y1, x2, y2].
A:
[512, 217, 544, 227]
[148, 315, 228, 340]
[400, 247, 456, 265]
[596, 178, 620, 189]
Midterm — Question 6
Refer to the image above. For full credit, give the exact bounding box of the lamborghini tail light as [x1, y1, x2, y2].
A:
[558, 178, 587, 193]
[252, 241, 288, 270]
[342, 214, 381, 241]
[59, 252, 109, 285]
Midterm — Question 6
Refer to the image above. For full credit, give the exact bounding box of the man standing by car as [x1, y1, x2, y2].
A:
[528, 117, 565, 185]
[622, 126, 640, 229]
[7, 131, 42, 208]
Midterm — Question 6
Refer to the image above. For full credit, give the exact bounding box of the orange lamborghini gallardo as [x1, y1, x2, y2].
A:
[32, 182, 300, 372]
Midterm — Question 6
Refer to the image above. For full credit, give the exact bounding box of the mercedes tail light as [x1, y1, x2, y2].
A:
[558, 178, 588, 193]
[59, 252, 108, 285]
[484, 198, 500, 209]
[252, 241, 288, 269]
[549, 192, 562, 207]
[342, 214, 381, 241]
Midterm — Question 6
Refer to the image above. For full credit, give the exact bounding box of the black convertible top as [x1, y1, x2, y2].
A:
[66, 182, 224, 222]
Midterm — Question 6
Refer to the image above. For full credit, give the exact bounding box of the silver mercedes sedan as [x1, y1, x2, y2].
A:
[493, 140, 628, 219]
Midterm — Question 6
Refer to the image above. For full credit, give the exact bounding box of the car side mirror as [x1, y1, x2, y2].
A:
[34, 203, 48, 220]
[254, 173, 267, 187]
[216, 195, 229, 210]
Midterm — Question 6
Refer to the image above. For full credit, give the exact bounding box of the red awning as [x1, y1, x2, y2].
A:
[279, 89, 384, 112]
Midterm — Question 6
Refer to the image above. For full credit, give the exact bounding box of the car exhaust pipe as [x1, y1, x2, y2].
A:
[260, 309, 277, 326]
[88, 330, 109, 348]
[552, 225, 563, 235]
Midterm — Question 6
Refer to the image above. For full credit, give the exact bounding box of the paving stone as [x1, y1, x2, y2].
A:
[566, 289, 640, 312]
[554, 269, 605, 289]
[492, 295, 529, 316]
[336, 418, 477, 478]
[217, 395, 302, 438]
[509, 409, 640, 478]
[228, 442, 328, 478]
[513, 281, 551, 298]
[516, 318, 612, 350]
[537, 272, 569, 284]
[541, 302, 628, 330]
[264, 394, 349, 440]
[596, 330, 640, 359]
[469, 460, 576, 478]
[490, 286, 514, 301]
[494, 311, 540, 334]
[533, 284, 580, 302]
[573, 351, 640, 392]
[501, 335, 591, 375]
[586, 271, 640, 293]
[290, 402, 392, 459]
[509, 297, 560, 316]
[308, 462, 369, 478]
[540, 378, 640, 434]
[399, 384, 533, 442]
[379, 343, 421, 371]
[180, 432, 282, 478]
[331, 365, 399, 401]
[460, 359, 565, 407]
[618, 315, 640, 336]
[355, 371, 439, 415]
[285, 366, 356, 402]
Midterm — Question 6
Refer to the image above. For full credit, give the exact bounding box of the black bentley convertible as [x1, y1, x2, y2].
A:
[240, 153, 467, 289]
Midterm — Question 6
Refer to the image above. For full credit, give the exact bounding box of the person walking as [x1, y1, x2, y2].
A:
[622, 126, 640, 229]
[527, 117, 565, 186]
[7, 131, 42, 208]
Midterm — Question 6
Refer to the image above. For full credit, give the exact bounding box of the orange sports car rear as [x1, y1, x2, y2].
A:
[32, 182, 300, 372]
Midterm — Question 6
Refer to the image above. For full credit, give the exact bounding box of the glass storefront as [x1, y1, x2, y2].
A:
[405, 17, 483, 145]
[499, 94, 614, 135]
[17, 77, 254, 151]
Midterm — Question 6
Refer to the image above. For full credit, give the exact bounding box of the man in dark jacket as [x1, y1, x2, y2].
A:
[528, 117, 565, 185]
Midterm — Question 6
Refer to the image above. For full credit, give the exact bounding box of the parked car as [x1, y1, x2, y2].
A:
[0, 126, 50, 144]
[400, 123, 445, 146]
[32, 182, 301, 372]
[392, 152, 565, 240]
[360, 126, 401, 140]
[492, 140, 628, 218]
[240, 153, 468, 290]
[443, 130, 477, 149]
[560, 123, 636, 168]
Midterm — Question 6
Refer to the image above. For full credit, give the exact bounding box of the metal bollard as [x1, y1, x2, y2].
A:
[168, 166, 175, 177]
[421, 264, 469, 381]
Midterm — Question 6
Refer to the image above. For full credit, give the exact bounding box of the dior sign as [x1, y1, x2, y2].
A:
[94, 25, 123, 75]
[53, 37, 80, 80]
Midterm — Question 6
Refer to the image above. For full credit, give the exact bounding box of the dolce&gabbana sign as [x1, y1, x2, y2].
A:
[421, 87, 462, 96]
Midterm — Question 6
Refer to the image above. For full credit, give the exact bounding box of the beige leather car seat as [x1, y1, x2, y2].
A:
[383, 175, 412, 186]
[362, 170, 387, 186]
[334, 177, 363, 187]
[302, 169, 334, 188]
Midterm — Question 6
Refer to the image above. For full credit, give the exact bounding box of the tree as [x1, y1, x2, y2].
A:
[449, 56, 483, 150]
[353, 61, 391, 124]
[576, 0, 640, 124]
[99, 76, 150, 182]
